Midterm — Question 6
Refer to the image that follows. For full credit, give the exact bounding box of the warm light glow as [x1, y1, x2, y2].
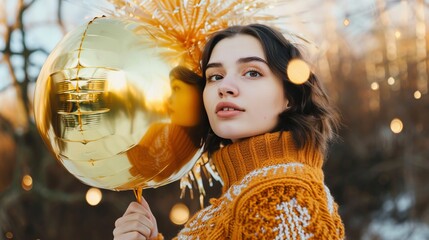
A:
[343, 18, 350, 26]
[395, 30, 401, 39]
[390, 118, 403, 134]
[169, 203, 190, 225]
[387, 77, 395, 85]
[107, 70, 127, 90]
[22, 175, 33, 191]
[144, 78, 171, 113]
[286, 59, 311, 85]
[371, 82, 379, 90]
[5, 232, 13, 239]
[86, 188, 102, 206]
[414, 91, 422, 99]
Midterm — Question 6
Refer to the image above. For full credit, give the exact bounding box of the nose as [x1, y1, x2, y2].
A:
[218, 79, 238, 97]
[218, 87, 237, 97]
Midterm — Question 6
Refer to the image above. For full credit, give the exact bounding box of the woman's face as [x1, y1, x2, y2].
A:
[203, 34, 288, 142]
[168, 79, 202, 127]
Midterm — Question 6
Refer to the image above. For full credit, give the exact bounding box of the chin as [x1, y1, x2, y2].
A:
[212, 124, 270, 141]
[216, 131, 254, 142]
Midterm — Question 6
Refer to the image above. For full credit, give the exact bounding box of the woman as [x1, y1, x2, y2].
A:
[125, 66, 207, 187]
[113, 24, 345, 240]
[167, 65, 208, 148]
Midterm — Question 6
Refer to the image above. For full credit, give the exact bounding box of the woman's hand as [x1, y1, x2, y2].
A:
[113, 197, 159, 240]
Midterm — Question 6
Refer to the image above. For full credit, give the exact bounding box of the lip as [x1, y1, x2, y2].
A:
[215, 102, 244, 113]
[215, 102, 245, 118]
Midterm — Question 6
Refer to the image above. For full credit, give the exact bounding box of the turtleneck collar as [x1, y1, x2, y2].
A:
[212, 131, 324, 192]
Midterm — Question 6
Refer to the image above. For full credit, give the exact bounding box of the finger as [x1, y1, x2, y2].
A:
[115, 212, 154, 230]
[140, 197, 150, 209]
[121, 202, 151, 226]
[139, 198, 156, 222]
[117, 200, 158, 239]
[123, 201, 145, 216]
[139, 197, 159, 238]
[113, 215, 152, 237]
[126, 200, 155, 226]
[125, 201, 153, 218]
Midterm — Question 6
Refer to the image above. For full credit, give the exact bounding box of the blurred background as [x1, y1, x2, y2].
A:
[1, 0, 429, 239]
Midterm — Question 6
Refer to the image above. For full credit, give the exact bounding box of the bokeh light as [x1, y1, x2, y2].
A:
[343, 18, 350, 26]
[395, 30, 401, 39]
[387, 77, 395, 85]
[169, 203, 190, 225]
[371, 82, 379, 90]
[22, 174, 33, 191]
[414, 90, 422, 99]
[390, 118, 403, 134]
[5, 232, 13, 239]
[286, 59, 311, 85]
[86, 188, 102, 206]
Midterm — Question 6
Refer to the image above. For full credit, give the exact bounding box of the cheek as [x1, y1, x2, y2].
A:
[186, 92, 201, 115]
[259, 90, 286, 118]
[202, 89, 211, 113]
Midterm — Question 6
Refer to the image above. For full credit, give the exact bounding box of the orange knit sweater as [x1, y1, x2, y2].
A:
[174, 132, 345, 239]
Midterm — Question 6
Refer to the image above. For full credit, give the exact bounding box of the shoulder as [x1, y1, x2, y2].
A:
[228, 163, 345, 239]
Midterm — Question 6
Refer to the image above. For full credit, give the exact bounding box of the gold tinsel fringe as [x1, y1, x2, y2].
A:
[105, 0, 294, 73]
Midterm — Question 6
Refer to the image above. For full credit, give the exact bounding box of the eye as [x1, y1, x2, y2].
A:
[207, 74, 223, 82]
[244, 70, 262, 78]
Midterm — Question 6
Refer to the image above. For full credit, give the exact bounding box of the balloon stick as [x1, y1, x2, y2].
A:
[133, 187, 143, 203]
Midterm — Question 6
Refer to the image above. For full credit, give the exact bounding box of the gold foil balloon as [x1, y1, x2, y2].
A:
[34, 17, 206, 191]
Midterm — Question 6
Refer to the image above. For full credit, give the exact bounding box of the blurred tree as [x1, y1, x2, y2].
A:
[323, 4, 429, 237]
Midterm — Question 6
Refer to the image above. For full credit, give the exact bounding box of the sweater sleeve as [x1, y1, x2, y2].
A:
[230, 172, 345, 239]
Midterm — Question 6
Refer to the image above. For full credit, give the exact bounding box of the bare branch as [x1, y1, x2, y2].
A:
[22, 0, 37, 11]
[57, 0, 67, 35]
[2, 50, 18, 86]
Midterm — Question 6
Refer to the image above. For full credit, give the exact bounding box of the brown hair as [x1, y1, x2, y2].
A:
[200, 24, 340, 156]
[169, 65, 204, 90]
[169, 65, 209, 148]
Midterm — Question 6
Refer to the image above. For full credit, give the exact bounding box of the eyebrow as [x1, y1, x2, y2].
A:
[237, 56, 268, 65]
[206, 56, 268, 70]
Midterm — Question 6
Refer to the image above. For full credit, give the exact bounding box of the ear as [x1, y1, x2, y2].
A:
[282, 98, 290, 112]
